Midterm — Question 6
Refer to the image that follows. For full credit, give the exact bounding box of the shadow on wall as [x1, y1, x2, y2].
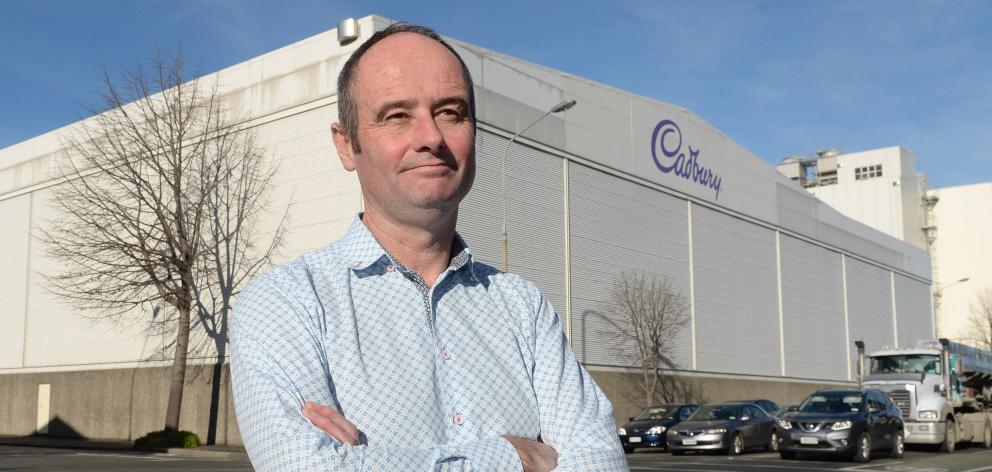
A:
[38, 416, 85, 439]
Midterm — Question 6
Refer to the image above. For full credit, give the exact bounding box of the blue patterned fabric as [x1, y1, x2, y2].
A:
[231, 216, 627, 471]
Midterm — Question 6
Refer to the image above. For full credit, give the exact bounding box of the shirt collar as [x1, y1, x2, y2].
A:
[340, 214, 479, 281]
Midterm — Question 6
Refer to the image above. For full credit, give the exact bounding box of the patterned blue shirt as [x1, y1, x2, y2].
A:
[231, 216, 627, 471]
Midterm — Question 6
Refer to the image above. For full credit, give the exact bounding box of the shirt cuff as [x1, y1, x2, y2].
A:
[458, 436, 523, 471]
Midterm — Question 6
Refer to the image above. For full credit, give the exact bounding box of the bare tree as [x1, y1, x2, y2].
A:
[42, 47, 284, 435]
[607, 271, 690, 407]
[969, 288, 992, 350]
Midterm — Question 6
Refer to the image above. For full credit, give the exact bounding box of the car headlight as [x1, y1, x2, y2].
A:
[705, 428, 727, 434]
[647, 426, 666, 435]
[618, 427, 626, 436]
[777, 419, 792, 430]
[919, 410, 938, 420]
[830, 420, 853, 431]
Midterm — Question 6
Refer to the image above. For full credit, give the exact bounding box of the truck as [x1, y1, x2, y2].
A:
[855, 338, 992, 452]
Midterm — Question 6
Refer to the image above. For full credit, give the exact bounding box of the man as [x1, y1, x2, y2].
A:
[231, 23, 627, 471]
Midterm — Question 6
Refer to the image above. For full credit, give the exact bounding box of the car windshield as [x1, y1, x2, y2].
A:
[633, 406, 677, 421]
[869, 354, 940, 375]
[688, 405, 738, 421]
[798, 393, 863, 413]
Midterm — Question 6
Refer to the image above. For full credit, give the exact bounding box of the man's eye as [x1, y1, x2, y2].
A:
[436, 109, 463, 121]
[386, 113, 409, 122]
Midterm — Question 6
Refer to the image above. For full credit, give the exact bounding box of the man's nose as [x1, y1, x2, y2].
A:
[412, 114, 444, 153]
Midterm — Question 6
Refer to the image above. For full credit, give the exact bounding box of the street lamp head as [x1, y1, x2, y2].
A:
[958, 277, 970, 283]
[551, 99, 577, 113]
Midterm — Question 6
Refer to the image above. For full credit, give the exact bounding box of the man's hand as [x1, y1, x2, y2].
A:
[502, 435, 558, 472]
[302, 401, 361, 446]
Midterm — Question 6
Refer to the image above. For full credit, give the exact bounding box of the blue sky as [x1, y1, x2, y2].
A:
[2, 0, 989, 188]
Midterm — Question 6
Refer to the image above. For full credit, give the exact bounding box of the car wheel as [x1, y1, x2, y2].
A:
[940, 419, 956, 453]
[623, 446, 635, 454]
[890, 431, 904, 458]
[779, 451, 797, 460]
[671, 450, 685, 456]
[983, 422, 992, 449]
[852, 431, 871, 463]
[766, 430, 779, 452]
[730, 432, 744, 455]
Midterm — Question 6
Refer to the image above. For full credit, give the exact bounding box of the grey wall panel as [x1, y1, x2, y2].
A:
[895, 275, 933, 348]
[693, 206, 780, 376]
[567, 163, 691, 369]
[458, 130, 567, 315]
[846, 258, 895, 361]
[780, 235, 848, 381]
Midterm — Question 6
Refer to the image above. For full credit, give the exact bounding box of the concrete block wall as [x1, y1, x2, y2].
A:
[0, 364, 241, 445]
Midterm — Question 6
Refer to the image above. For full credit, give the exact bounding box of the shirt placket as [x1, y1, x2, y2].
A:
[396, 264, 467, 436]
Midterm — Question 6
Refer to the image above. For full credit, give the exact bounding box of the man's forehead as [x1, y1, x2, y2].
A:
[352, 33, 468, 108]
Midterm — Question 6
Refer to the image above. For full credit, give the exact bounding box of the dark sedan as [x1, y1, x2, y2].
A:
[666, 402, 779, 455]
[618, 404, 698, 453]
[777, 389, 904, 462]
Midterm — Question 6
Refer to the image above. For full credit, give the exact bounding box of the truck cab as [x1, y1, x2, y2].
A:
[857, 339, 992, 452]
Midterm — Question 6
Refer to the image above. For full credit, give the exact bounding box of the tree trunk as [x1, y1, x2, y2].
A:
[165, 305, 191, 432]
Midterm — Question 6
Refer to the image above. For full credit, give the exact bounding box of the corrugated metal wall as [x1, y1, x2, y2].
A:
[780, 235, 848, 381]
[567, 162, 691, 369]
[0, 193, 31, 369]
[692, 205, 781, 376]
[846, 258, 896, 359]
[895, 274, 933, 349]
[458, 130, 567, 313]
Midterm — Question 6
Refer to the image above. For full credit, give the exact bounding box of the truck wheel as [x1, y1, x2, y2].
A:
[940, 419, 956, 453]
[983, 422, 991, 448]
[852, 432, 871, 463]
[890, 432, 904, 458]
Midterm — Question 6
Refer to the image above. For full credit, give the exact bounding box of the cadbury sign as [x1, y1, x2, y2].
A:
[650, 119, 723, 200]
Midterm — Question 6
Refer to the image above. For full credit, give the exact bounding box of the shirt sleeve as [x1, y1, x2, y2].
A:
[525, 284, 629, 471]
[230, 268, 523, 472]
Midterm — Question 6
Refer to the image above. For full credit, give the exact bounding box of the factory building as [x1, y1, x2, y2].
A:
[0, 15, 933, 443]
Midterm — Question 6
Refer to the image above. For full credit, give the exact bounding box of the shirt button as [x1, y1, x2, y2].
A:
[453, 413, 464, 425]
[386, 264, 395, 272]
[441, 347, 451, 360]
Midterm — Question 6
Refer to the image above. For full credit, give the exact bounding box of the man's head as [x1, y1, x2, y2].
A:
[332, 23, 477, 225]
[337, 23, 476, 153]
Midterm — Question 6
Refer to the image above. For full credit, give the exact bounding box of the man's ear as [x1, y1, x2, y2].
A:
[331, 123, 357, 171]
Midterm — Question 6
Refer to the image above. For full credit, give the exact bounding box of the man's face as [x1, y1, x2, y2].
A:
[333, 33, 475, 222]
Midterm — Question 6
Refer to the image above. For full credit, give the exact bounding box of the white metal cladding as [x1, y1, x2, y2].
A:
[846, 257, 896, 359]
[692, 205, 780, 376]
[252, 103, 362, 264]
[0, 193, 31, 368]
[779, 234, 848, 380]
[458, 129, 567, 315]
[22, 188, 156, 367]
[566, 162, 692, 369]
[894, 274, 934, 348]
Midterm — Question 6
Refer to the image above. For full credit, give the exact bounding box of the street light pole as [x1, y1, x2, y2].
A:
[934, 276, 970, 338]
[500, 99, 577, 272]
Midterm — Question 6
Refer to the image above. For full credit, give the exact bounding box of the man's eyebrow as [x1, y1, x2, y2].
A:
[374, 100, 416, 122]
[433, 97, 469, 111]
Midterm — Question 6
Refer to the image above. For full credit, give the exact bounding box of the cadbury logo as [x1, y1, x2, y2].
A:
[651, 120, 723, 200]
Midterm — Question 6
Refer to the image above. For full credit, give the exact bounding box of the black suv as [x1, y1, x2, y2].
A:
[777, 389, 904, 462]
[618, 404, 697, 453]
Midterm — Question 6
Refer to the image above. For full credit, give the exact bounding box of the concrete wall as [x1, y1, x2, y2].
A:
[588, 368, 852, 427]
[0, 364, 240, 445]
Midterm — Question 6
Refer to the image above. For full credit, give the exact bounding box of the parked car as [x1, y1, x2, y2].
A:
[666, 402, 779, 455]
[777, 389, 904, 462]
[618, 404, 698, 453]
[737, 399, 781, 417]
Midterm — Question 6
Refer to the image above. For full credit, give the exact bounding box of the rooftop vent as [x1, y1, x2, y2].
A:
[338, 18, 360, 45]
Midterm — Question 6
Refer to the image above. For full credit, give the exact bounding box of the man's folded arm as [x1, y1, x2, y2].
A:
[523, 283, 629, 471]
[230, 273, 522, 471]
